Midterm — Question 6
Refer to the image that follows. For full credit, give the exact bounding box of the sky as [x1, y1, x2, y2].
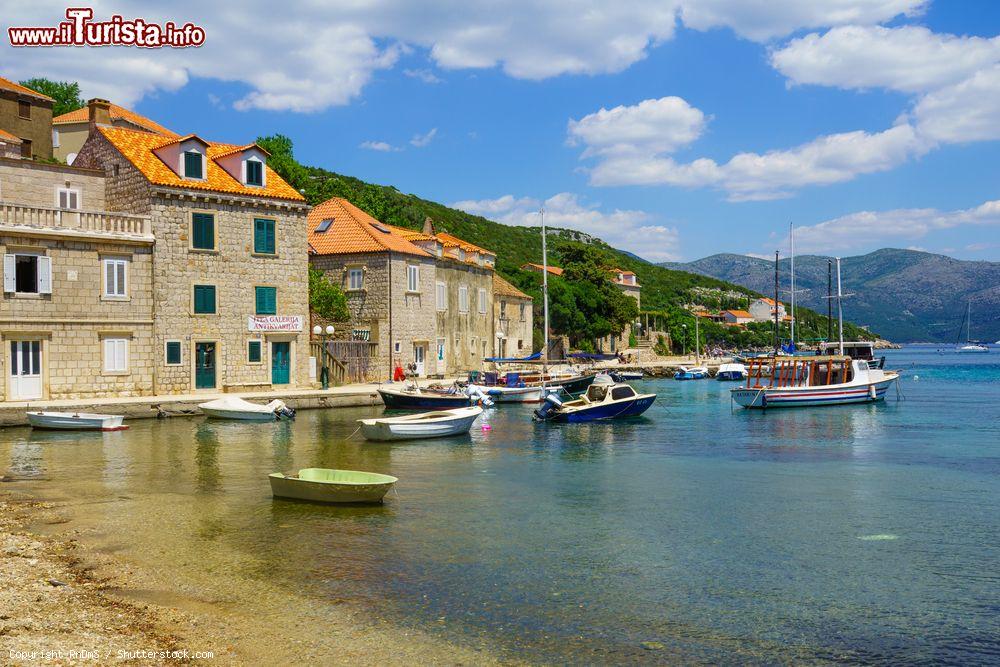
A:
[3, 1, 1000, 263]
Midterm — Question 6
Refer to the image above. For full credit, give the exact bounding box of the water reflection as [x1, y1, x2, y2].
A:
[193, 422, 221, 493]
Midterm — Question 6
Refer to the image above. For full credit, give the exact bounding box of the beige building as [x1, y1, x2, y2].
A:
[53, 99, 177, 165]
[493, 274, 533, 358]
[70, 102, 311, 395]
[0, 156, 155, 401]
[308, 199, 496, 378]
[0, 77, 53, 160]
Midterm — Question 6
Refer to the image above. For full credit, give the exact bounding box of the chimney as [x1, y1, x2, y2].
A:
[422, 216, 434, 236]
[88, 98, 112, 129]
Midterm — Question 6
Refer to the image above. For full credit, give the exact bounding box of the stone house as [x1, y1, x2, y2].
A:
[493, 274, 533, 358]
[53, 99, 178, 165]
[749, 297, 786, 322]
[74, 108, 311, 394]
[721, 309, 753, 325]
[0, 156, 155, 401]
[0, 77, 54, 160]
[308, 198, 496, 378]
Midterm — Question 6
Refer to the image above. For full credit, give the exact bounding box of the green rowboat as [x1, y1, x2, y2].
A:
[268, 468, 398, 504]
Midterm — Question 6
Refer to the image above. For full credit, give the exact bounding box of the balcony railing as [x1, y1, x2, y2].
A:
[0, 201, 152, 238]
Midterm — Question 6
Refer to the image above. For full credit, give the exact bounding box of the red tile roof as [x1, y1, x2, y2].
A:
[53, 102, 178, 137]
[0, 129, 22, 143]
[308, 198, 430, 257]
[521, 262, 563, 276]
[723, 309, 752, 318]
[494, 273, 531, 300]
[0, 76, 53, 101]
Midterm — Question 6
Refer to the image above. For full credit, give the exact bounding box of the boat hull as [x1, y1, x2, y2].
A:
[731, 377, 896, 408]
[200, 408, 277, 421]
[554, 374, 598, 394]
[377, 388, 471, 409]
[486, 386, 560, 403]
[549, 395, 656, 422]
[715, 371, 746, 381]
[359, 409, 481, 441]
[26, 412, 125, 431]
[269, 472, 396, 503]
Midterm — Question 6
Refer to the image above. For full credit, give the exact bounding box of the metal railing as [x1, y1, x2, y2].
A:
[0, 201, 152, 237]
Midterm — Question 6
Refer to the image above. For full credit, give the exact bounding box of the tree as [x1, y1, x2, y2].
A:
[19, 78, 84, 117]
[308, 266, 349, 322]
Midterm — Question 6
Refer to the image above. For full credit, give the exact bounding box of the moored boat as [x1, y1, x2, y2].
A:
[955, 302, 989, 353]
[480, 384, 562, 403]
[269, 468, 397, 503]
[610, 370, 644, 382]
[674, 366, 709, 380]
[731, 355, 899, 408]
[715, 363, 747, 381]
[534, 376, 656, 422]
[199, 397, 295, 421]
[377, 383, 474, 410]
[26, 411, 126, 431]
[359, 406, 483, 441]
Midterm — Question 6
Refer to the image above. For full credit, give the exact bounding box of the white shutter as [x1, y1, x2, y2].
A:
[117, 261, 126, 296]
[69, 191, 79, 210]
[58, 190, 67, 209]
[3, 255, 14, 292]
[116, 340, 127, 371]
[104, 260, 114, 296]
[37, 256, 52, 294]
[103, 339, 114, 371]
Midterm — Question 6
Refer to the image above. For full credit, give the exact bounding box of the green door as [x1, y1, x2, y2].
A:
[271, 342, 290, 385]
[195, 342, 217, 389]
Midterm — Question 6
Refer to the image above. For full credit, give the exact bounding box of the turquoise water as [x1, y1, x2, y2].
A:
[3, 346, 999, 663]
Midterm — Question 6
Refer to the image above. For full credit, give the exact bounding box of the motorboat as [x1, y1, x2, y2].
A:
[26, 411, 126, 431]
[674, 366, 709, 380]
[358, 406, 483, 441]
[715, 363, 747, 381]
[377, 382, 475, 409]
[957, 343, 989, 354]
[731, 354, 899, 409]
[534, 376, 656, 422]
[609, 370, 644, 382]
[472, 369, 597, 395]
[199, 397, 295, 421]
[478, 384, 562, 403]
[269, 468, 397, 503]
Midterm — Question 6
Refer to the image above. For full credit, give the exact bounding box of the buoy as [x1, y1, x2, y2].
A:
[481, 423, 492, 431]
[913, 375, 919, 381]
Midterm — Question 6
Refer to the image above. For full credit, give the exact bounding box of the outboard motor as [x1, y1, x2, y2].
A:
[533, 393, 564, 421]
[466, 385, 495, 408]
[275, 406, 296, 420]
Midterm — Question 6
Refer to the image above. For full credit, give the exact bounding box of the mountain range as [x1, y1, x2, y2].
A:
[661, 249, 1000, 343]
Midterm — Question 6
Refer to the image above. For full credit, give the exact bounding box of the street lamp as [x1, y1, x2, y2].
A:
[313, 324, 335, 388]
[681, 324, 687, 357]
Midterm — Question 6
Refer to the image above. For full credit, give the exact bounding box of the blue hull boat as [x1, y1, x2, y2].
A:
[674, 366, 709, 381]
[534, 377, 656, 422]
[378, 386, 472, 410]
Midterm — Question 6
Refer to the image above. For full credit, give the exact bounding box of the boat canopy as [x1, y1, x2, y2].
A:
[484, 351, 542, 363]
[568, 352, 618, 361]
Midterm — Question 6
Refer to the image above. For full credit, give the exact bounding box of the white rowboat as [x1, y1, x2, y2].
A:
[199, 397, 293, 421]
[26, 411, 126, 431]
[359, 406, 483, 441]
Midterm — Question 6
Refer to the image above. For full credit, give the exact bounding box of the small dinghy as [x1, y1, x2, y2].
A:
[674, 366, 709, 380]
[715, 363, 747, 381]
[534, 376, 656, 423]
[359, 406, 483, 441]
[199, 396, 295, 421]
[610, 370, 644, 382]
[26, 411, 126, 431]
[269, 468, 398, 503]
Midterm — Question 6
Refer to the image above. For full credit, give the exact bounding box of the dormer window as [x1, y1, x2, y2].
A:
[245, 159, 264, 186]
[183, 151, 204, 179]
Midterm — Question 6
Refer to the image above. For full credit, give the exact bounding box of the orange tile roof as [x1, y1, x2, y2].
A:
[522, 262, 563, 276]
[99, 126, 304, 201]
[53, 103, 178, 137]
[0, 129, 22, 143]
[723, 309, 752, 318]
[494, 273, 531, 300]
[0, 76, 53, 101]
[757, 297, 777, 305]
[436, 231, 494, 256]
[308, 197, 430, 257]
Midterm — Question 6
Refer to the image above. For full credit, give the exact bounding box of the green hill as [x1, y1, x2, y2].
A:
[259, 135, 875, 351]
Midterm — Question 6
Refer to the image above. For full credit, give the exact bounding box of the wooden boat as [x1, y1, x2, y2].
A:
[534, 377, 656, 422]
[26, 411, 126, 431]
[269, 468, 397, 503]
[715, 363, 747, 381]
[731, 355, 899, 408]
[674, 366, 709, 380]
[199, 397, 295, 421]
[472, 370, 598, 395]
[377, 383, 474, 409]
[359, 406, 483, 441]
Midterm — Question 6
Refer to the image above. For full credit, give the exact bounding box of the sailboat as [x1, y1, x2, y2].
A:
[955, 302, 989, 353]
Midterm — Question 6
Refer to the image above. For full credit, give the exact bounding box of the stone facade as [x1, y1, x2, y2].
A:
[495, 293, 533, 358]
[434, 258, 493, 375]
[0, 86, 53, 160]
[0, 158, 107, 209]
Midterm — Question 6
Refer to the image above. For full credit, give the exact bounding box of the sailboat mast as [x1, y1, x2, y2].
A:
[827, 259, 832, 342]
[541, 208, 549, 385]
[790, 222, 795, 347]
[968, 302, 972, 344]
[773, 250, 780, 356]
[836, 257, 845, 355]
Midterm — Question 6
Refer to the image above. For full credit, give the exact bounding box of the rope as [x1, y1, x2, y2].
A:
[345, 424, 363, 439]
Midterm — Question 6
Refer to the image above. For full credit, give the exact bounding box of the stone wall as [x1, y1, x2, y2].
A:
[0, 91, 53, 159]
[0, 158, 106, 210]
[495, 295, 533, 357]
[434, 259, 493, 375]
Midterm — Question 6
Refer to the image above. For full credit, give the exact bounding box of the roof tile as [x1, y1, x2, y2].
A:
[0, 76, 54, 102]
[308, 198, 430, 257]
[53, 102, 178, 137]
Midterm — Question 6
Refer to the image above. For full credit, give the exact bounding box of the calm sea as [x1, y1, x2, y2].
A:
[3, 345, 999, 664]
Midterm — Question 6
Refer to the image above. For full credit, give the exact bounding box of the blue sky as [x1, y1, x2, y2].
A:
[3, 0, 1000, 262]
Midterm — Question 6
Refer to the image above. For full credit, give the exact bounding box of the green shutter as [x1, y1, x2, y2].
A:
[247, 160, 263, 186]
[254, 218, 275, 254]
[194, 285, 216, 314]
[255, 286, 276, 315]
[184, 151, 203, 179]
[192, 213, 215, 250]
[247, 340, 262, 363]
[165, 341, 181, 365]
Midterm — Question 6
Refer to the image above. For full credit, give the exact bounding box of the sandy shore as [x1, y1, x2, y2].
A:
[1, 488, 507, 665]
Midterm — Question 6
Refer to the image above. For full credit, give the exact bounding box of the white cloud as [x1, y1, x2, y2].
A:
[410, 127, 438, 147]
[403, 68, 442, 84]
[771, 25, 1000, 94]
[787, 198, 1000, 254]
[359, 140, 400, 152]
[912, 64, 1000, 143]
[680, 0, 926, 42]
[567, 97, 707, 158]
[451, 192, 680, 261]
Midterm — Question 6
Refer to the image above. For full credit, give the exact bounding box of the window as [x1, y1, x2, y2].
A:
[247, 340, 262, 363]
[246, 159, 263, 186]
[191, 213, 215, 250]
[183, 151, 203, 179]
[18, 100, 30, 119]
[406, 264, 419, 292]
[348, 268, 364, 291]
[458, 285, 469, 313]
[52, 129, 60, 148]
[20, 139, 31, 159]
[103, 338, 128, 373]
[253, 218, 276, 254]
[193, 284, 216, 314]
[611, 386, 636, 400]
[57, 188, 80, 210]
[315, 218, 333, 233]
[394, 341, 401, 354]
[478, 287, 487, 314]
[437, 338, 446, 361]
[435, 281, 447, 310]
[500, 301, 507, 318]
[520, 303, 528, 322]
[255, 286, 277, 315]
[103, 258, 127, 298]
[165, 340, 182, 365]
[470, 336, 477, 353]
[4, 254, 51, 294]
